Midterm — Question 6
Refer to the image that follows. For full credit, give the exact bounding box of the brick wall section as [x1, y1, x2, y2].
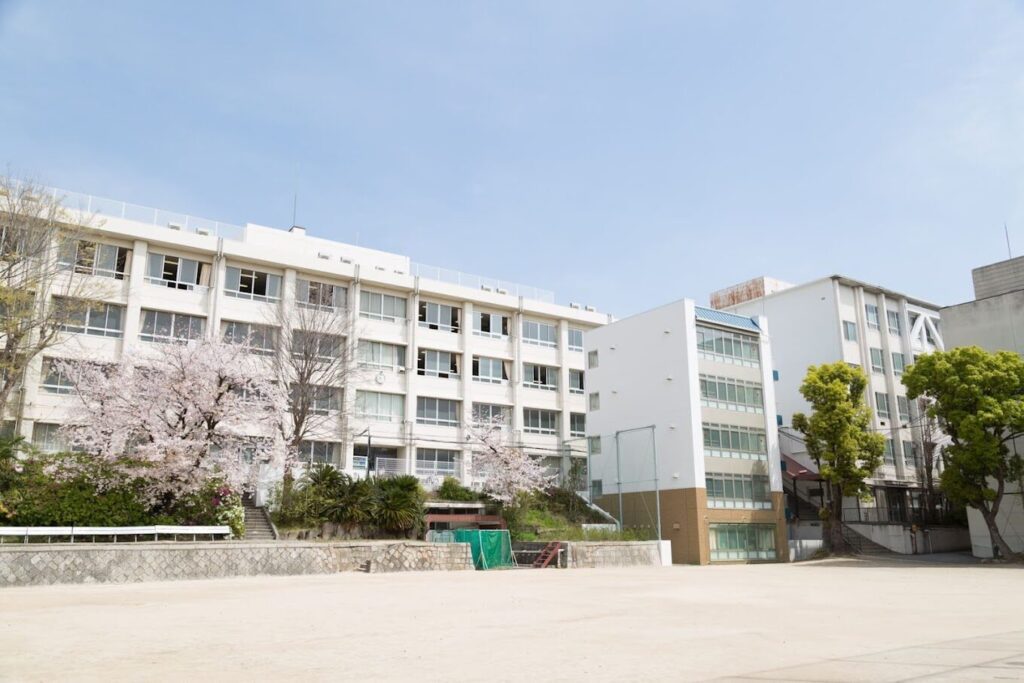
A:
[0, 541, 473, 588]
[566, 541, 663, 568]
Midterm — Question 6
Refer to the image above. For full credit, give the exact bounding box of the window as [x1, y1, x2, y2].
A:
[291, 384, 342, 415]
[416, 397, 460, 426]
[523, 408, 557, 435]
[875, 392, 891, 420]
[869, 348, 885, 374]
[473, 311, 509, 338]
[590, 479, 603, 499]
[587, 436, 602, 455]
[358, 340, 406, 369]
[222, 321, 277, 356]
[59, 240, 130, 280]
[842, 321, 858, 342]
[473, 403, 511, 425]
[522, 319, 557, 347]
[865, 304, 880, 329]
[587, 350, 598, 369]
[296, 279, 345, 310]
[417, 349, 459, 378]
[709, 523, 776, 561]
[523, 363, 557, 390]
[354, 390, 404, 422]
[292, 331, 342, 361]
[887, 310, 902, 336]
[299, 440, 339, 465]
[897, 395, 911, 423]
[140, 309, 205, 343]
[56, 298, 124, 338]
[419, 301, 461, 332]
[224, 266, 281, 302]
[146, 253, 210, 290]
[40, 358, 74, 394]
[696, 325, 760, 367]
[589, 392, 600, 411]
[705, 473, 772, 509]
[903, 440, 920, 470]
[892, 352, 906, 375]
[472, 356, 509, 384]
[699, 374, 764, 413]
[359, 290, 406, 321]
[416, 448, 460, 476]
[568, 328, 584, 352]
[570, 413, 585, 437]
[569, 369, 584, 394]
[31, 422, 65, 454]
[702, 423, 768, 460]
[883, 439, 896, 466]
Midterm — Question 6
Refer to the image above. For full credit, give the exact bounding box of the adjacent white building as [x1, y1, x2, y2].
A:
[713, 275, 945, 524]
[585, 298, 785, 564]
[943, 256, 1024, 557]
[8, 186, 608, 493]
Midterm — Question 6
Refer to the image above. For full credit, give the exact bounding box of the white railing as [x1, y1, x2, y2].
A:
[370, 457, 405, 475]
[0, 525, 232, 542]
[410, 263, 555, 304]
[20, 182, 246, 241]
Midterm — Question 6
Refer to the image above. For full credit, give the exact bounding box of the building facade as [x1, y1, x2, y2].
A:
[943, 256, 1024, 557]
[585, 299, 785, 564]
[7, 187, 608, 494]
[714, 275, 945, 523]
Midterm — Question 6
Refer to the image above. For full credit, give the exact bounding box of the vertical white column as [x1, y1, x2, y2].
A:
[343, 278, 361, 473]
[511, 309, 523, 437]
[878, 297, 904, 480]
[460, 301, 474, 485]
[557, 319, 571, 477]
[208, 256, 227, 337]
[404, 289, 420, 475]
[121, 239, 148, 350]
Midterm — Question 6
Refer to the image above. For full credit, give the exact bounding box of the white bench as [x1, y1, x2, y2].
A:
[0, 525, 233, 543]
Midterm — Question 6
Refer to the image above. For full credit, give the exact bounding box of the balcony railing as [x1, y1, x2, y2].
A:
[410, 263, 555, 304]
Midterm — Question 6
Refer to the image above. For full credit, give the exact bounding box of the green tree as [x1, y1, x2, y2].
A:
[903, 347, 1024, 560]
[792, 363, 885, 553]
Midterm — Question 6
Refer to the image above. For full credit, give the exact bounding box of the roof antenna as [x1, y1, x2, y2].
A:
[291, 162, 299, 227]
[1005, 222, 1013, 259]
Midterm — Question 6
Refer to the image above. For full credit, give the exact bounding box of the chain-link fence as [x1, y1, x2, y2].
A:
[586, 425, 661, 539]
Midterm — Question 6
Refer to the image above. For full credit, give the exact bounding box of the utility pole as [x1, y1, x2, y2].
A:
[1005, 223, 1013, 259]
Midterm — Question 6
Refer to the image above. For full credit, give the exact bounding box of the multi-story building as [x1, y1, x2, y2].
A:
[585, 298, 785, 564]
[712, 275, 945, 523]
[943, 256, 1024, 557]
[7, 186, 608, 494]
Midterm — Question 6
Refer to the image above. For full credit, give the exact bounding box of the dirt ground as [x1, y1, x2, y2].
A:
[2, 556, 1023, 682]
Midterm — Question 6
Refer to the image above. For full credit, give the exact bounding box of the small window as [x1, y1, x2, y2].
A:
[588, 392, 600, 411]
[223, 321, 277, 356]
[523, 363, 558, 390]
[146, 253, 210, 290]
[587, 350, 599, 369]
[887, 310, 902, 336]
[523, 408, 557, 434]
[473, 311, 510, 338]
[358, 340, 406, 369]
[892, 352, 906, 375]
[418, 301, 461, 333]
[418, 349, 460, 379]
[570, 412, 585, 437]
[40, 358, 75, 394]
[140, 309, 205, 343]
[59, 240, 130, 280]
[875, 392, 891, 420]
[865, 304, 880, 329]
[359, 290, 407, 321]
[472, 403, 511, 425]
[299, 440, 339, 465]
[569, 369, 585, 394]
[587, 436, 602, 455]
[472, 356, 509, 384]
[292, 331, 343, 361]
[590, 479, 603, 499]
[416, 397, 460, 426]
[354, 390, 405, 422]
[297, 278, 345, 310]
[56, 297, 124, 338]
[568, 328, 584, 352]
[842, 321, 858, 342]
[224, 266, 282, 302]
[522, 319, 557, 347]
[869, 348, 885, 374]
[897, 395, 911, 423]
[883, 439, 895, 466]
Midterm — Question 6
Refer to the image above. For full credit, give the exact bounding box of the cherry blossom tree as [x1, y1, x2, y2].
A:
[465, 413, 552, 505]
[56, 338, 288, 503]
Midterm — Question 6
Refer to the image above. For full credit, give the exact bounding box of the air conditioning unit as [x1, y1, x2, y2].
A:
[318, 253, 330, 260]
[375, 265, 386, 271]
[584, 305, 596, 312]
[168, 222, 182, 231]
[496, 288, 509, 295]
[480, 285, 493, 292]
[394, 270, 405, 275]
[196, 228, 211, 236]
[569, 302, 581, 309]
[340, 258, 353, 264]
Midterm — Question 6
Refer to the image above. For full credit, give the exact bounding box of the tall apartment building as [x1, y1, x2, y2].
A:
[7, 187, 608, 494]
[585, 299, 785, 565]
[713, 275, 945, 522]
[943, 256, 1024, 557]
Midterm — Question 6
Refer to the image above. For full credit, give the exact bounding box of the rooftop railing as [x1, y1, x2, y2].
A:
[410, 263, 555, 304]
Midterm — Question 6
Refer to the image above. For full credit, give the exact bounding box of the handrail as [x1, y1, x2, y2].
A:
[0, 525, 232, 543]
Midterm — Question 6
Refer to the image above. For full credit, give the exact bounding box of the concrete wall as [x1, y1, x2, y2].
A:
[972, 256, 1024, 299]
[0, 541, 473, 587]
[845, 523, 970, 554]
[966, 489, 1024, 559]
[566, 540, 667, 568]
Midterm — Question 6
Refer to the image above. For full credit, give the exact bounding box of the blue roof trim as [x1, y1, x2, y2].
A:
[694, 306, 761, 333]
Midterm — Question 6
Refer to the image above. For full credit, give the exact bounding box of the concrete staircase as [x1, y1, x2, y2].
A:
[840, 524, 892, 555]
[242, 499, 277, 541]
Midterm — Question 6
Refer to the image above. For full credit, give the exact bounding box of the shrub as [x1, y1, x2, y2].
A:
[162, 480, 245, 538]
[369, 475, 425, 537]
[435, 476, 477, 502]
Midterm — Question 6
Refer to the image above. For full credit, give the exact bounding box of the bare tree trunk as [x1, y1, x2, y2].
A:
[825, 482, 851, 554]
[979, 503, 1019, 560]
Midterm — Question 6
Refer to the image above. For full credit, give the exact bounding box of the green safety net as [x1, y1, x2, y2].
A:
[453, 529, 515, 570]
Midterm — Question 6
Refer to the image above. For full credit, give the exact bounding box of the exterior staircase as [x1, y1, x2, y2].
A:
[532, 541, 562, 568]
[840, 524, 892, 555]
[242, 498, 277, 541]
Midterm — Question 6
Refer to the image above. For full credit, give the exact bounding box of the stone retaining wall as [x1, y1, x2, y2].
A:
[566, 541, 665, 568]
[0, 541, 473, 588]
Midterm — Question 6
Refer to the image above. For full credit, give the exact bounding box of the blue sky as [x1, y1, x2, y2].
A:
[2, 1, 1023, 316]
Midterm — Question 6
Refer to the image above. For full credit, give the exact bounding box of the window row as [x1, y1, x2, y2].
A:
[699, 375, 764, 413]
[876, 393, 912, 424]
[862, 305, 903, 337]
[696, 325, 760, 367]
[705, 473, 772, 509]
[702, 423, 768, 460]
[709, 523, 776, 561]
[869, 348, 906, 375]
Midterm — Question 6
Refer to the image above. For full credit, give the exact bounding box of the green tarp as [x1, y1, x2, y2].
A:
[453, 529, 515, 570]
